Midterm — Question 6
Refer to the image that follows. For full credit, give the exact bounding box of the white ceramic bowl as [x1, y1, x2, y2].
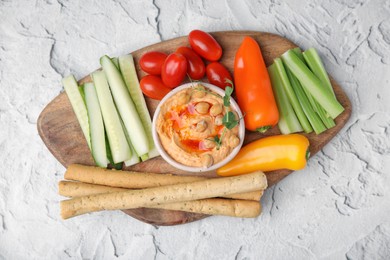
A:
[152, 82, 245, 172]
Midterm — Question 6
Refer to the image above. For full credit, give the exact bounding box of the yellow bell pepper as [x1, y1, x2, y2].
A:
[217, 134, 310, 176]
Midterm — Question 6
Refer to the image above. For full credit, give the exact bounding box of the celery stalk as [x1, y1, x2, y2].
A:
[274, 58, 313, 133]
[268, 63, 303, 134]
[281, 50, 344, 119]
[290, 48, 336, 128]
[285, 66, 327, 134]
[303, 48, 335, 98]
[292, 47, 305, 60]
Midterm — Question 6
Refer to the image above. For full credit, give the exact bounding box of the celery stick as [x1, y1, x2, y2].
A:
[290, 48, 336, 128]
[268, 63, 303, 134]
[285, 66, 327, 134]
[274, 58, 313, 133]
[281, 50, 344, 119]
[292, 47, 304, 60]
[303, 48, 335, 98]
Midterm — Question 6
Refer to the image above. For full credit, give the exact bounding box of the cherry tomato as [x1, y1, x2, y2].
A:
[188, 30, 222, 61]
[176, 46, 205, 80]
[140, 75, 171, 100]
[206, 62, 233, 90]
[139, 51, 167, 75]
[161, 53, 187, 88]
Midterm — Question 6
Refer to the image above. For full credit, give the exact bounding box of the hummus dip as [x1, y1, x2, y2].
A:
[156, 84, 240, 168]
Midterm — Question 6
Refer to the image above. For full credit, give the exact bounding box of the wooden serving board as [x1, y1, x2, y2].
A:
[38, 31, 351, 226]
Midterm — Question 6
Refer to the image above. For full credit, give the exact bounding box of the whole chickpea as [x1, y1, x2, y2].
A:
[227, 135, 240, 148]
[177, 92, 190, 105]
[201, 154, 214, 168]
[210, 104, 223, 116]
[214, 115, 223, 126]
[196, 120, 208, 132]
[202, 139, 216, 149]
[192, 85, 206, 98]
[195, 102, 210, 114]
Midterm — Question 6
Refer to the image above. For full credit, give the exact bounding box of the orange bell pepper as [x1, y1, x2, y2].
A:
[234, 36, 279, 132]
[217, 134, 310, 176]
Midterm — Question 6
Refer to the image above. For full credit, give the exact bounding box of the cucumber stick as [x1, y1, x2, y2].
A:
[62, 75, 91, 149]
[92, 70, 131, 163]
[111, 57, 119, 69]
[84, 82, 107, 167]
[100, 55, 149, 158]
[118, 116, 141, 166]
[118, 54, 159, 159]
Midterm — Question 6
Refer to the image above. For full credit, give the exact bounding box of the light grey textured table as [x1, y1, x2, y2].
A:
[1, 0, 389, 259]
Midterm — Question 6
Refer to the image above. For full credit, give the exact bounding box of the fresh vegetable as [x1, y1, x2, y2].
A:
[83, 82, 107, 167]
[118, 115, 141, 166]
[139, 51, 167, 75]
[118, 54, 159, 159]
[281, 50, 344, 119]
[291, 48, 336, 129]
[161, 53, 187, 88]
[284, 65, 327, 134]
[234, 36, 279, 132]
[91, 70, 131, 163]
[60, 171, 267, 219]
[302, 48, 335, 98]
[176, 46, 205, 80]
[217, 134, 310, 176]
[111, 57, 119, 68]
[140, 75, 171, 100]
[100, 55, 149, 158]
[64, 164, 263, 200]
[188, 30, 222, 61]
[62, 75, 91, 149]
[206, 62, 233, 90]
[105, 134, 123, 170]
[273, 58, 312, 133]
[268, 63, 303, 134]
[59, 181, 262, 218]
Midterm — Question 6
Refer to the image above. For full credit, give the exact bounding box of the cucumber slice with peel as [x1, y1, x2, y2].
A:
[119, 117, 141, 166]
[111, 57, 119, 69]
[100, 55, 149, 158]
[84, 82, 107, 167]
[118, 54, 159, 159]
[91, 70, 131, 163]
[62, 75, 91, 149]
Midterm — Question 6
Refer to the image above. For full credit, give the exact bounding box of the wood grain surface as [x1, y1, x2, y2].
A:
[37, 31, 351, 225]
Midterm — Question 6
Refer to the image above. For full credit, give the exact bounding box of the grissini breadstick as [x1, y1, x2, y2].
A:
[58, 181, 263, 201]
[65, 164, 203, 188]
[59, 181, 126, 197]
[64, 164, 263, 200]
[149, 199, 261, 218]
[61, 171, 267, 219]
[59, 182, 261, 218]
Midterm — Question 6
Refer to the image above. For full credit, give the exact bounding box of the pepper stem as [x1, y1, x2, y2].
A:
[306, 149, 311, 160]
[256, 125, 272, 133]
